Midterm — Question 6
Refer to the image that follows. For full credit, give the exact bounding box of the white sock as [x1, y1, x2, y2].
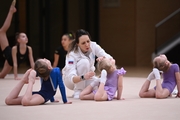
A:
[172, 89, 178, 95]
[153, 68, 161, 80]
[100, 70, 107, 84]
[147, 71, 155, 81]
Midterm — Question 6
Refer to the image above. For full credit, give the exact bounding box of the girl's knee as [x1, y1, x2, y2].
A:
[138, 91, 148, 98]
[139, 92, 144, 98]
[156, 90, 170, 99]
[155, 95, 164, 99]
[5, 97, 11, 105]
[94, 94, 101, 101]
[155, 94, 168, 99]
[77, 59, 90, 70]
[63, 78, 74, 90]
[79, 93, 84, 100]
[21, 98, 30, 106]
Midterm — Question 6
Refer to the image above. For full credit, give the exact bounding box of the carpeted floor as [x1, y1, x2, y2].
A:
[0, 67, 179, 120]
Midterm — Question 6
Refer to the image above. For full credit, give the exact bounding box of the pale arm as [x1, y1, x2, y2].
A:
[175, 72, 180, 97]
[53, 54, 59, 68]
[72, 72, 95, 83]
[12, 46, 18, 79]
[28, 46, 34, 69]
[117, 75, 123, 100]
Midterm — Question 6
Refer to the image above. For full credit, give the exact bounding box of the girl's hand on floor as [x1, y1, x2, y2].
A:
[65, 101, 72, 104]
[53, 99, 59, 102]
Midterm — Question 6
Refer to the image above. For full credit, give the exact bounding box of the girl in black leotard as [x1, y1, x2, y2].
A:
[0, 0, 34, 80]
[52, 32, 74, 69]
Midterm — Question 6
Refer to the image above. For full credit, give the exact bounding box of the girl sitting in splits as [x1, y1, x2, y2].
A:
[79, 57, 126, 101]
[139, 54, 180, 99]
[0, 0, 34, 80]
[5, 58, 72, 106]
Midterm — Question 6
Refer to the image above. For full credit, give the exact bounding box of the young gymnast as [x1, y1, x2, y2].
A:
[53, 32, 74, 69]
[139, 54, 180, 99]
[5, 58, 72, 106]
[79, 57, 126, 101]
[0, 0, 34, 80]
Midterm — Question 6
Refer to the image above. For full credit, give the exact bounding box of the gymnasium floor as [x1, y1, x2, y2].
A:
[0, 67, 180, 120]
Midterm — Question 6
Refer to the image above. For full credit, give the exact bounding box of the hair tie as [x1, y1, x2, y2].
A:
[69, 34, 72, 37]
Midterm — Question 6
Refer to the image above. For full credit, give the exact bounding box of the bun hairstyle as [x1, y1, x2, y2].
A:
[15, 32, 21, 45]
[15, 32, 20, 40]
[68, 29, 91, 53]
[64, 32, 75, 40]
[34, 59, 51, 79]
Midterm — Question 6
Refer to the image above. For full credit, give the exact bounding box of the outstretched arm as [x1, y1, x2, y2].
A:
[117, 75, 124, 100]
[58, 70, 72, 104]
[12, 46, 19, 80]
[28, 46, 34, 69]
[53, 54, 59, 68]
[58, 74, 68, 103]
[175, 72, 180, 97]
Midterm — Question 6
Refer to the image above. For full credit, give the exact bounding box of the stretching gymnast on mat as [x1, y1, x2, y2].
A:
[5, 58, 72, 106]
[0, 0, 34, 80]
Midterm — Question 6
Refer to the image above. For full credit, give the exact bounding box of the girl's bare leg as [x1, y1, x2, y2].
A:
[155, 80, 170, 99]
[0, 61, 12, 78]
[153, 68, 170, 99]
[5, 69, 31, 105]
[21, 70, 44, 106]
[0, 2, 16, 50]
[139, 80, 156, 98]
[79, 85, 94, 100]
[0, 1, 16, 78]
[94, 83, 108, 101]
[94, 70, 108, 101]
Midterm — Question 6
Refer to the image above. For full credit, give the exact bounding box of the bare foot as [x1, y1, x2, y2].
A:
[10, 0, 17, 13]
[14, 77, 21, 80]
[21, 69, 32, 83]
[28, 70, 36, 84]
[10, 6, 16, 13]
[12, 0, 16, 6]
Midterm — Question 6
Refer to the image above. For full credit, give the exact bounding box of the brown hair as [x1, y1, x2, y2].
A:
[68, 29, 91, 53]
[34, 59, 51, 79]
[15, 32, 26, 45]
[64, 32, 75, 40]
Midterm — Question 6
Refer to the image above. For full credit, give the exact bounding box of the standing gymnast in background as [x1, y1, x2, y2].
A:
[0, 0, 34, 80]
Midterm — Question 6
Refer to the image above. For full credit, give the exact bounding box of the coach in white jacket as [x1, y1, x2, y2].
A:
[62, 29, 112, 98]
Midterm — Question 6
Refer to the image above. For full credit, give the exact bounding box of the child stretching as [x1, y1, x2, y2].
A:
[79, 58, 126, 101]
[0, 0, 34, 80]
[5, 58, 72, 106]
[139, 54, 180, 99]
